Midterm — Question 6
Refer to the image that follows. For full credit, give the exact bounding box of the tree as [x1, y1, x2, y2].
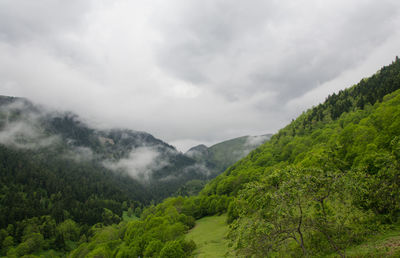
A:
[229, 168, 309, 256]
[144, 239, 163, 257]
[55, 219, 80, 250]
[159, 240, 184, 258]
[229, 165, 361, 257]
[1, 236, 14, 255]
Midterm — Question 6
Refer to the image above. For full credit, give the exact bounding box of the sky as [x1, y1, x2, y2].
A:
[0, 0, 399, 152]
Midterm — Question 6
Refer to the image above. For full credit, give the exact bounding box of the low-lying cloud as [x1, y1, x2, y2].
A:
[245, 135, 270, 147]
[0, 101, 60, 149]
[233, 134, 271, 158]
[64, 146, 94, 162]
[103, 146, 169, 182]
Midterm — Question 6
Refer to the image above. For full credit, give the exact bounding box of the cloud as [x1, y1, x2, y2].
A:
[0, 0, 399, 151]
[0, 100, 60, 149]
[184, 163, 212, 177]
[230, 134, 272, 158]
[245, 135, 270, 147]
[0, 1, 86, 39]
[64, 146, 95, 162]
[156, 0, 400, 101]
[103, 146, 169, 182]
[0, 120, 59, 149]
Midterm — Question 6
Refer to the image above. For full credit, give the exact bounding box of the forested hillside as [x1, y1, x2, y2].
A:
[60, 58, 400, 257]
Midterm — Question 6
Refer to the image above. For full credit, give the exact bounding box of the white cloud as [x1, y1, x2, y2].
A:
[245, 135, 270, 147]
[103, 146, 169, 182]
[0, 101, 60, 149]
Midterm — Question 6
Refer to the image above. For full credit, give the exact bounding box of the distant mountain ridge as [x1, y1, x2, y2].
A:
[0, 95, 269, 201]
[0, 95, 205, 200]
[185, 134, 272, 176]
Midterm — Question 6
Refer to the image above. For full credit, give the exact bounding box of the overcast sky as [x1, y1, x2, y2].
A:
[0, 0, 399, 151]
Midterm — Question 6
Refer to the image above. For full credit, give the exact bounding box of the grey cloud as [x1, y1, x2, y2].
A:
[0, 1, 399, 151]
[156, 0, 400, 102]
[155, 0, 279, 85]
[0, 0, 91, 43]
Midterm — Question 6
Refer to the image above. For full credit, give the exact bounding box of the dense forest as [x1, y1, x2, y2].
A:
[1, 58, 400, 257]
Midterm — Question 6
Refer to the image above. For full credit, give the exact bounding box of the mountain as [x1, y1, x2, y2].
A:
[185, 134, 272, 176]
[43, 112, 204, 200]
[176, 134, 271, 196]
[0, 96, 207, 201]
[62, 57, 400, 258]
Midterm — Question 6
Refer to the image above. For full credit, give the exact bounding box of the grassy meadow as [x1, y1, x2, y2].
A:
[186, 214, 234, 257]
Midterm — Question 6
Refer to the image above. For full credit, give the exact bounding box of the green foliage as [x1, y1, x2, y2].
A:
[159, 240, 185, 258]
[102, 208, 121, 225]
[7, 232, 44, 257]
[143, 239, 163, 257]
[175, 179, 206, 196]
[57, 219, 80, 242]
[2, 235, 14, 254]
[69, 225, 122, 258]
[126, 207, 133, 218]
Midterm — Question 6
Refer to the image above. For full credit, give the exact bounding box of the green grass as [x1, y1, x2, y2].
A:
[186, 214, 234, 258]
